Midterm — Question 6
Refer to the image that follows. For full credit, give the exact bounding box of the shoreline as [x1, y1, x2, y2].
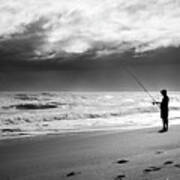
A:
[0, 123, 166, 142]
[1, 122, 180, 142]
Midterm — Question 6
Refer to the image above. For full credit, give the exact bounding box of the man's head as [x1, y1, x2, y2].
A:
[161, 89, 167, 96]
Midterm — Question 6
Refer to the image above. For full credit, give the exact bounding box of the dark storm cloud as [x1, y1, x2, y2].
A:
[0, 17, 48, 69]
[1, 45, 180, 71]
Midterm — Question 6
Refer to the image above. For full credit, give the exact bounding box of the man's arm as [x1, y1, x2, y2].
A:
[152, 101, 161, 105]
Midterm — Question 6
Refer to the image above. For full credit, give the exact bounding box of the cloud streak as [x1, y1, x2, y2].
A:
[1, 0, 180, 61]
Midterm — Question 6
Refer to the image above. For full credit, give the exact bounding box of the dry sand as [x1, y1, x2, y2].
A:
[0, 126, 180, 180]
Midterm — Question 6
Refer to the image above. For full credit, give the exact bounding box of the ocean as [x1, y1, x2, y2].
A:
[0, 91, 180, 140]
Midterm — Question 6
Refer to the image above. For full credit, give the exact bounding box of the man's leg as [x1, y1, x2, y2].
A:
[165, 118, 168, 131]
[161, 118, 166, 131]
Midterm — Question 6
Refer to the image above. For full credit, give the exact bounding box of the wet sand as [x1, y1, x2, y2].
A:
[1, 125, 180, 180]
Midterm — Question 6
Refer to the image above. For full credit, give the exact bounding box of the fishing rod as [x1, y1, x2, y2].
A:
[122, 65, 160, 110]
[124, 66, 156, 102]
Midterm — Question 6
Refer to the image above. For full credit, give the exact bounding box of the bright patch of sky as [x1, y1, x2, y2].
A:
[1, 0, 180, 59]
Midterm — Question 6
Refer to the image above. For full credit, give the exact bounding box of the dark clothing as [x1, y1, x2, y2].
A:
[160, 96, 169, 119]
[160, 95, 169, 131]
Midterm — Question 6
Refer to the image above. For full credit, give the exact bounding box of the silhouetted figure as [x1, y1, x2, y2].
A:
[153, 89, 169, 132]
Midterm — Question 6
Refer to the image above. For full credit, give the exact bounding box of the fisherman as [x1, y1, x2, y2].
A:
[153, 89, 169, 132]
[124, 67, 170, 132]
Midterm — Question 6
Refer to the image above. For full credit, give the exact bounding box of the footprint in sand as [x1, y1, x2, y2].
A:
[116, 159, 129, 164]
[66, 171, 81, 177]
[114, 174, 126, 180]
[174, 164, 180, 168]
[155, 151, 164, 155]
[143, 166, 161, 173]
[163, 161, 174, 165]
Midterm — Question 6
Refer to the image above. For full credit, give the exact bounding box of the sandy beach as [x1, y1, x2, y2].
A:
[0, 125, 180, 180]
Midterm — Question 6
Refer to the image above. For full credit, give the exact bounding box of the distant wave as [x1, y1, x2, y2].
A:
[14, 94, 39, 101]
[3, 103, 57, 110]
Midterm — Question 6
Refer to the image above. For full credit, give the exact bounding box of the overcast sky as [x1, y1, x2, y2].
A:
[0, 0, 180, 91]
